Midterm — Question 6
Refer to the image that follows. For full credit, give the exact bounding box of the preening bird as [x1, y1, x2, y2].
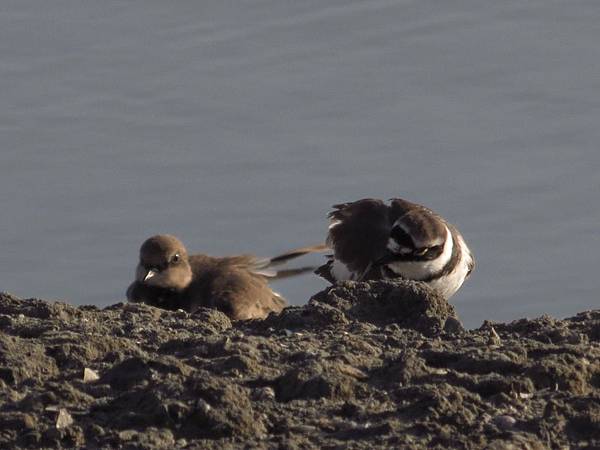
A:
[316, 198, 474, 299]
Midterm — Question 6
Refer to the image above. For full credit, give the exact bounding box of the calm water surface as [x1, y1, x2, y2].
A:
[1, 0, 599, 328]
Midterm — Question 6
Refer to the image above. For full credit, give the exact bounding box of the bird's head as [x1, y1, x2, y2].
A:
[135, 234, 193, 291]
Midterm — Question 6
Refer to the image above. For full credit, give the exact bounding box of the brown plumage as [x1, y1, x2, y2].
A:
[126, 234, 327, 320]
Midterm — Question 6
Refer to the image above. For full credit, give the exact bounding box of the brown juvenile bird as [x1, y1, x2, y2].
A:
[126, 234, 327, 320]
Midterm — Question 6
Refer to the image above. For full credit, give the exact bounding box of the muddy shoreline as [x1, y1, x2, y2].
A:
[1, 281, 599, 449]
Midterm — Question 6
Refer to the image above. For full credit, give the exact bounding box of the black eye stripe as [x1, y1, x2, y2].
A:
[390, 226, 414, 249]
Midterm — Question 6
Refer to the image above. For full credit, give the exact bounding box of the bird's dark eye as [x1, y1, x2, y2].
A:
[171, 253, 180, 264]
[424, 245, 443, 257]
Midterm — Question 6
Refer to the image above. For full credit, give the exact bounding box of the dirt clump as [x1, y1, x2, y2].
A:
[0, 281, 599, 449]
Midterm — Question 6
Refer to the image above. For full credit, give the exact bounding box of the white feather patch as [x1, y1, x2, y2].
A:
[387, 237, 412, 255]
[386, 237, 400, 252]
[253, 268, 278, 278]
[330, 258, 354, 281]
[328, 219, 342, 231]
[427, 232, 472, 298]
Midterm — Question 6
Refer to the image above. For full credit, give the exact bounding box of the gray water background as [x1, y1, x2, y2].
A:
[1, 0, 599, 329]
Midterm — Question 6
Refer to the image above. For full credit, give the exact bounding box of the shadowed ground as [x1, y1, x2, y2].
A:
[0, 281, 599, 449]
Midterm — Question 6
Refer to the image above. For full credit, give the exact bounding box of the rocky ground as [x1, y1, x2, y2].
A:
[0, 280, 599, 449]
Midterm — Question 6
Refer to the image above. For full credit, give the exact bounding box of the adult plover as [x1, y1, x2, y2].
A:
[127, 234, 327, 320]
[315, 198, 474, 299]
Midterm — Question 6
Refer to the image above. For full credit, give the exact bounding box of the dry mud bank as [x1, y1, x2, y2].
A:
[0, 281, 599, 449]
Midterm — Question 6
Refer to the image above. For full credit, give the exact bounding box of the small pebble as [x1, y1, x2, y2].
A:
[56, 409, 73, 429]
[173, 310, 188, 319]
[254, 387, 276, 401]
[488, 327, 502, 346]
[196, 399, 212, 414]
[118, 430, 137, 441]
[493, 415, 516, 429]
[83, 368, 99, 383]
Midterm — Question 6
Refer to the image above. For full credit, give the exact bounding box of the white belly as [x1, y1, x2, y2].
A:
[426, 256, 470, 298]
[331, 258, 354, 281]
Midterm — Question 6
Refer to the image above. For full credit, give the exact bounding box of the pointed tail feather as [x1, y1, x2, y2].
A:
[251, 244, 329, 280]
[267, 243, 329, 266]
[269, 265, 317, 280]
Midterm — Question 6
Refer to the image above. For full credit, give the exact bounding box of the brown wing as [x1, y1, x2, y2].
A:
[247, 244, 328, 280]
[267, 244, 329, 266]
[208, 256, 286, 320]
[325, 198, 392, 275]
